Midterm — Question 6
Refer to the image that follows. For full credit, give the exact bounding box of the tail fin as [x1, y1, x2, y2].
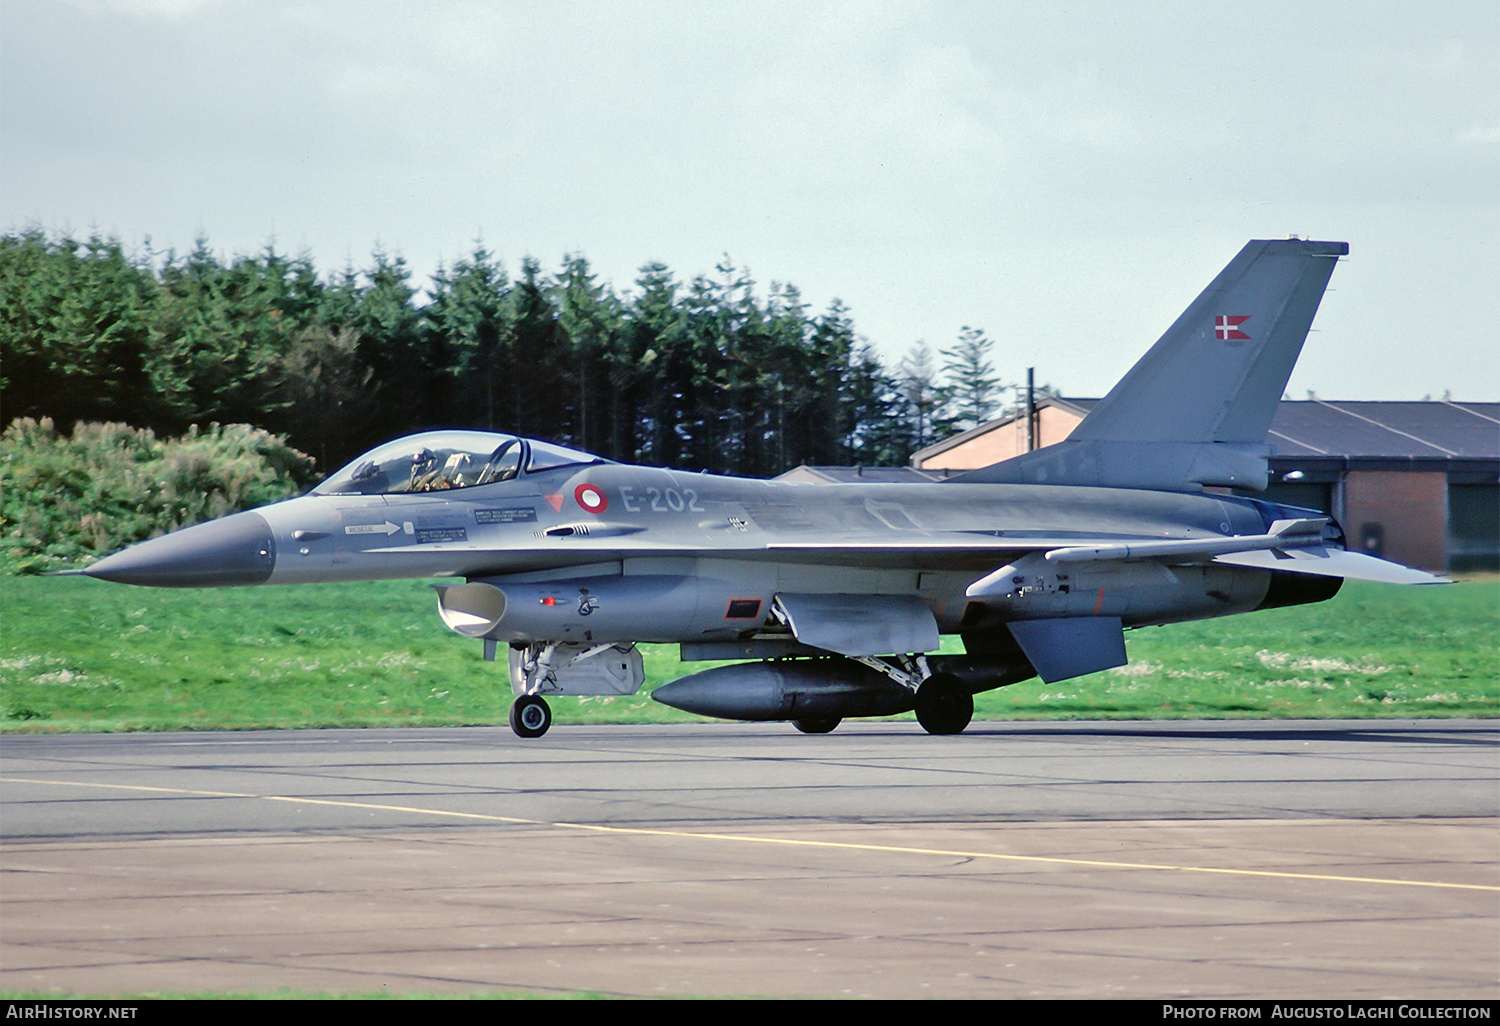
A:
[952, 238, 1348, 492]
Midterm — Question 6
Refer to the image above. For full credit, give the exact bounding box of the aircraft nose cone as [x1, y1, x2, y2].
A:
[84, 511, 276, 588]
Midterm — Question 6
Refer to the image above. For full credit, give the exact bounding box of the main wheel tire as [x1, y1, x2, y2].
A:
[509, 694, 551, 738]
[914, 673, 973, 735]
[792, 716, 841, 734]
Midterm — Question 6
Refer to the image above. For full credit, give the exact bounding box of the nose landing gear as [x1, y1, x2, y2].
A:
[509, 694, 552, 738]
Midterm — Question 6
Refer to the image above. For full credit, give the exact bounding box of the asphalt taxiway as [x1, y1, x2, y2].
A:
[2, 720, 1496, 998]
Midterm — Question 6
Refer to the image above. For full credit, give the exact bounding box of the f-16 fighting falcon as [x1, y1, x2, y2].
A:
[82, 239, 1446, 738]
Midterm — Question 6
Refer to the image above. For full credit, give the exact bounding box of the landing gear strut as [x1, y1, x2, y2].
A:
[509, 694, 551, 738]
[914, 672, 973, 735]
[846, 655, 974, 736]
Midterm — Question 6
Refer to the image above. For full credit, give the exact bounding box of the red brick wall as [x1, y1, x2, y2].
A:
[1341, 471, 1448, 571]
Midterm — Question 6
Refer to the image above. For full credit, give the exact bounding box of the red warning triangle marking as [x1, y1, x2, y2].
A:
[543, 494, 563, 512]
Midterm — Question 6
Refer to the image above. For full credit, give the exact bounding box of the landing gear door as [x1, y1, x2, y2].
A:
[508, 642, 645, 696]
[776, 593, 940, 657]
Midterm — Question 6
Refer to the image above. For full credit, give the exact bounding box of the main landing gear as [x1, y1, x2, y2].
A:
[509, 694, 551, 738]
[838, 657, 975, 736]
[787, 671, 972, 736]
[913, 672, 973, 735]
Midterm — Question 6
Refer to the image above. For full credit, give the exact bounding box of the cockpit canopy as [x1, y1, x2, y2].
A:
[314, 431, 607, 496]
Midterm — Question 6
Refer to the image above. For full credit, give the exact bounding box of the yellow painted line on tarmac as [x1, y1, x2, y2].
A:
[5, 775, 1496, 893]
[562, 823, 1500, 892]
[258, 793, 538, 824]
[0, 778, 252, 798]
[0, 777, 543, 826]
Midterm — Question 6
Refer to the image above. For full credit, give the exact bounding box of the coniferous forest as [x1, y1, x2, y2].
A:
[2, 228, 1016, 480]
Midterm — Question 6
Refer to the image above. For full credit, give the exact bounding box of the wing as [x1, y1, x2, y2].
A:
[967, 518, 1447, 597]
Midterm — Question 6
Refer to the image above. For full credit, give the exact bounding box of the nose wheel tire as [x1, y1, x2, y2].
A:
[509, 694, 552, 738]
[914, 673, 973, 735]
[792, 716, 841, 734]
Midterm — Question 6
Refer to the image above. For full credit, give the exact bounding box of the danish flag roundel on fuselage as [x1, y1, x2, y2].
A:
[574, 484, 608, 515]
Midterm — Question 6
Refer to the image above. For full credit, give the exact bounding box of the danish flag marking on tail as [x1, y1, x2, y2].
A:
[1214, 314, 1250, 341]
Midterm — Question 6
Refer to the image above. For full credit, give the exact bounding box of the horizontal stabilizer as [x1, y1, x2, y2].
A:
[1213, 547, 1450, 585]
[776, 593, 940, 656]
[1006, 617, 1127, 683]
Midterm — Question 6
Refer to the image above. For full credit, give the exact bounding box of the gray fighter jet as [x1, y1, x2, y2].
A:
[82, 239, 1445, 738]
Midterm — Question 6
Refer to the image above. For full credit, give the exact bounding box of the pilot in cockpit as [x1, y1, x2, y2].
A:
[409, 448, 440, 491]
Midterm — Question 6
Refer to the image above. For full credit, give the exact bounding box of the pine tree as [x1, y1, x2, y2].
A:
[627, 262, 684, 468]
[0, 230, 161, 429]
[426, 245, 512, 431]
[897, 342, 947, 451]
[940, 326, 1003, 432]
[555, 255, 623, 455]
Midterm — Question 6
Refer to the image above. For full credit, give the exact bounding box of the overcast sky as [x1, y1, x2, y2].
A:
[3, 0, 1496, 402]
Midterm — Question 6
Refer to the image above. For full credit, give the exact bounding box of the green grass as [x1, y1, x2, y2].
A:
[993, 576, 1499, 719]
[2, 575, 1495, 732]
[0, 989, 612, 1000]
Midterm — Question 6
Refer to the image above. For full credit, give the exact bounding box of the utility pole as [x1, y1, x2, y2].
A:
[1026, 367, 1036, 452]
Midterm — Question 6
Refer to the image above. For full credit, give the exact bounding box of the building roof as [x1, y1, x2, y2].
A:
[912, 398, 1499, 466]
[1267, 401, 1498, 459]
[909, 397, 1093, 463]
[775, 465, 952, 484]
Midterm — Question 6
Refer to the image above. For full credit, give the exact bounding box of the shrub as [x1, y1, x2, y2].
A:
[0, 418, 316, 573]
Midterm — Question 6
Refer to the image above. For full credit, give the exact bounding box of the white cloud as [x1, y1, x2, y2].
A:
[1460, 123, 1500, 145]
